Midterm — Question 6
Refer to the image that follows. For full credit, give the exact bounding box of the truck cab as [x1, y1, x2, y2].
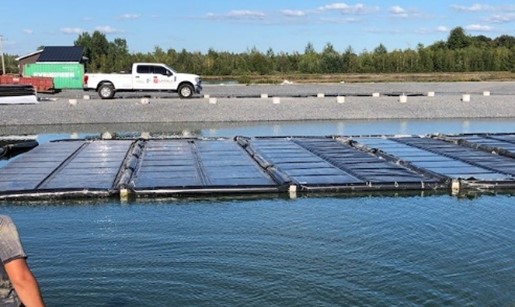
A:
[133, 64, 176, 90]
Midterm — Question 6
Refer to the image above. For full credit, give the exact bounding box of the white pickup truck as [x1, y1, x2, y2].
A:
[83, 63, 202, 99]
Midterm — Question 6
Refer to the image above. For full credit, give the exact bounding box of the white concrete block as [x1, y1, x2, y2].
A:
[203, 94, 210, 99]
[209, 98, 217, 104]
[336, 96, 346, 104]
[427, 91, 435, 97]
[372, 92, 380, 98]
[69, 132, 79, 139]
[102, 132, 112, 139]
[317, 93, 325, 98]
[289, 185, 297, 199]
[461, 94, 471, 102]
[140, 98, 150, 104]
[68, 99, 77, 106]
[483, 91, 490, 96]
[272, 97, 281, 104]
[261, 93, 268, 99]
[399, 95, 408, 103]
[83, 95, 90, 100]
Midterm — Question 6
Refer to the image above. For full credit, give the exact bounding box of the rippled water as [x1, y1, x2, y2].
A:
[2, 194, 514, 306]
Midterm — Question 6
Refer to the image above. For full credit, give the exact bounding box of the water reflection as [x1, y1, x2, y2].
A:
[1, 118, 514, 144]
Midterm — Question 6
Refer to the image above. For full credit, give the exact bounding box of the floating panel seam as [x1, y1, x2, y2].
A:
[292, 138, 365, 183]
[435, 135, 515, 160]
[34, 142, 89, 190]
[338, 137, 450, 184]
[114, 140, 145, 190]
[235, 136, 293, 186]
[189, 140, 211, 186]
[486, 134, 515, 146]
[392, 137, 514, 177]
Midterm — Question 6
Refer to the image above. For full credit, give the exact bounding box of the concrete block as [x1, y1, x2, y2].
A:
[428, 91, 435, 97]
[461, 94, 471, 102]
[203, 94, 210, 99]
[68, 99, 77, 106]
[399, 95, 408, 103]
[102, 132, 112, 139]
[140, 98, 150, 104]
[483, 91, 490, 96]
[261, 94, 268, 99]
[83, 95, 90, 100]
[289, 185, 297, 199]
[317, 93, 325, 98]
[272, 97, 281, 104]
[69, 132, 79, 139]
[337, 96, 346, 104]
[372, 92, 380, 98]
[209, 98, 217, 104]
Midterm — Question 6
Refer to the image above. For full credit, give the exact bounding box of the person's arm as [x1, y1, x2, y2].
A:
[4, 258, 45, 307]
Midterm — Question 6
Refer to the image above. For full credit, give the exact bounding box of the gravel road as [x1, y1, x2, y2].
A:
[1, 82, 514, 126]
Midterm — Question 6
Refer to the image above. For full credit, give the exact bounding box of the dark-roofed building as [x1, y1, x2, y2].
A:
[16, 46, 87, 89]
[37, 46, 86, 63]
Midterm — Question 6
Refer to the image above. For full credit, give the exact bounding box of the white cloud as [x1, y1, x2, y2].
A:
[317, 3, 377, 14]
[282, 9, 307, 17]
[60, 27, 84, 34]
[117, 13, 141, 20]
[465, 24, 493, 31]
[226, 10, 266, 20]
[95, 26, 122, 34]
[451, 4, 493, 12]
[437, 26, 450, 32]
[486, 13, 515, 23]
[319, 16, 361, 24]
[389, 6, 408, 18]
[23, 29, 33, 35]
[206, 10, 266, 20]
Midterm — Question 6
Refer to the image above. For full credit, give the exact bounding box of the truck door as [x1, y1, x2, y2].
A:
[133, 64, 154, 90]
[150, 65, 177, 90]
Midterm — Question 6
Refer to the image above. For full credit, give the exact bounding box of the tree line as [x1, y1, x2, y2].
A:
[3, 27, 515, 76]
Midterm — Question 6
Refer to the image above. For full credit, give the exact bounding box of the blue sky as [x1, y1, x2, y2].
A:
[1, 1, 514, 56]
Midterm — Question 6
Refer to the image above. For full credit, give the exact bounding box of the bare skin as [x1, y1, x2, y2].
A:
[4, 258, 45, 307]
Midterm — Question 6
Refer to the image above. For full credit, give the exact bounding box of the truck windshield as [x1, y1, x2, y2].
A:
[164, 65, 177, 74]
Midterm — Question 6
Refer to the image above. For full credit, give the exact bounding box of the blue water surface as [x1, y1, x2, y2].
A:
[1, 194, 514, 306]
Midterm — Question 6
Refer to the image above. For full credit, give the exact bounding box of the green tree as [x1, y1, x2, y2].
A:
[75, 31, 111, 72]
[373, 44, 388, 72]
[107, 38, 130, 72]
[247, 47, 272, 75]
[447, 27, 470, 50]
[299, 43, 320, 73]
[342, 46, 358, 73]
[320, 43, 342, 73]
[495, 35, 515, 48]
[62, 27, 515, 76]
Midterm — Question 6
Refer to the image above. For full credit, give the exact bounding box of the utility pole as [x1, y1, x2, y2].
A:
[0, 35, 5, 75]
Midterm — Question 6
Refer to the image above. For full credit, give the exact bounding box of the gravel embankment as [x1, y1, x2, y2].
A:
[1, 82, 514, 126]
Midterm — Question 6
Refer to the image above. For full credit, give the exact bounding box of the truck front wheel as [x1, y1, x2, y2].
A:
[98, 83, 115, 99]
[178, 83, 194, 99]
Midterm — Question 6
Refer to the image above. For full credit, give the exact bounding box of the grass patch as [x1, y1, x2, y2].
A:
[202, 72, 515, 84]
